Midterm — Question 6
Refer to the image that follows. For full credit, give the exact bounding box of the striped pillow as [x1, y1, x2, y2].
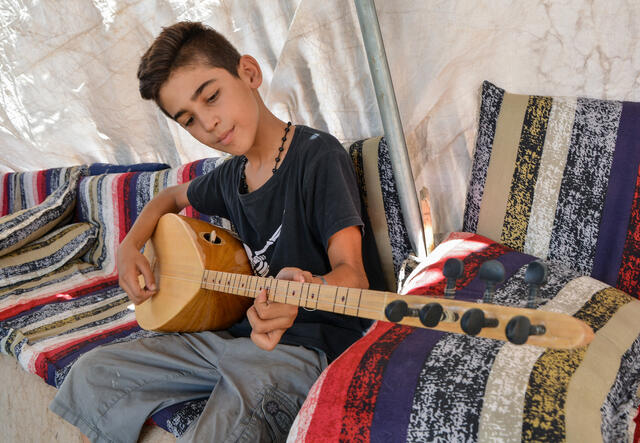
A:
[290, 232, 640, 442]
[349, 137, 412, 291]
[463, 81, 640, 298]
[0, 166, 87, 217]
[0, 168, 83, 257]
[0, 222, 97, 288]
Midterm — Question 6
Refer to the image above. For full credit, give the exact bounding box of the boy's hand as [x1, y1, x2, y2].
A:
[117, 240, 157, 305]
[247, 267, 312, 351]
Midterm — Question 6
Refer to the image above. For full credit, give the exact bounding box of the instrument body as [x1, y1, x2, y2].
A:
[135, 214, 594, 349]
[137, 214, 253, 332]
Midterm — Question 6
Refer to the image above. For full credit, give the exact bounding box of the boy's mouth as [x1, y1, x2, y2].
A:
[217, 127, 234, 146]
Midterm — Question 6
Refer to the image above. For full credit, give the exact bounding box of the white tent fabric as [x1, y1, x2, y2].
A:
[1, 0, 639, 238]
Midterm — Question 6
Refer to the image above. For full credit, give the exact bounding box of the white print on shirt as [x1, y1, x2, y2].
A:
[243, 224, 282, 277]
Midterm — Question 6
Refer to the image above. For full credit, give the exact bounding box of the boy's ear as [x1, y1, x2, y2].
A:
[237, 55, 262, 89]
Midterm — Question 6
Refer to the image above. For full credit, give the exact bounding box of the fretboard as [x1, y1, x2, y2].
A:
[201, 270, 389, 321]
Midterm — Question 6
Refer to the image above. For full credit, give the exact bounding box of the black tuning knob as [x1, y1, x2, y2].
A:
[385, 300, 408, 322]
[419, 303, 443, 327]
[524, 261, 548, 308]
[479, 260, 505, 303]
[443, 258, 464, 299]
[460, 308, 499, 336]
[505, 315, 546, 345]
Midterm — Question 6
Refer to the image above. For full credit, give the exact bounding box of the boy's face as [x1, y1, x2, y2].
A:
[158, 56, 261, 155]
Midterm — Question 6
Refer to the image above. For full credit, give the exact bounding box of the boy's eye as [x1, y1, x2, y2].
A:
[207, 90, 219, 103]
[184, 116, 194, 127]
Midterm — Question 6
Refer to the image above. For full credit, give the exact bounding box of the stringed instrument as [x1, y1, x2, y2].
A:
[134, 214, 594, 349]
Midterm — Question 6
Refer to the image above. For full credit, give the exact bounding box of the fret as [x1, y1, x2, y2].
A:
[216, 271, 224, 291]
[290, 281, 302, 306]
[208, 270, 215, 290]
[211, 271, 217, 291]
[239, 275, 248, 297]
[302, 281, 312, 309]
[249, 276, 259, 299]
[231, 274, 240, 295]
[273, 278, 281, 303]
[356, 288, 363, 317]
[227, 273, 233, 294]
[266, 278, 274, 303]
[344, 287, 360, 316]
[273, 279, 284, 304]
[284, 280, 290, 305]
[332, 286, 340, 314]
[315, 284, 332, 313]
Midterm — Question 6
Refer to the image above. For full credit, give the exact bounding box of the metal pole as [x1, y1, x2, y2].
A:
[354, 0, 427, 258]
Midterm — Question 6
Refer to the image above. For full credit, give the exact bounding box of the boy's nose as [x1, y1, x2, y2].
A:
[201, 113, 219, 133]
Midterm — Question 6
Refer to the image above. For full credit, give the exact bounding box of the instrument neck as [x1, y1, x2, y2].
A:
[201, 269, 387, 321]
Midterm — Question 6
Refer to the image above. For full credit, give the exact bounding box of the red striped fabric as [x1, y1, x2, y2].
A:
[1, 173, 10, 216]
[36, 170, 47, 204]
[339, 325, 415, 441]
[304, 321, 395, 441]
[616, 164, 640, 298]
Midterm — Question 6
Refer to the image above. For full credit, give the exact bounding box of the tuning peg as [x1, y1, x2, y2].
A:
[443, 258, 464, 299]
[460, 308, 499, 336]
[419, 302, 459, 327]
[479, 260, 505, 304]
[385, 300, 408, 322]
[505, 315, 546, 345]
[524, 261, 548, 308]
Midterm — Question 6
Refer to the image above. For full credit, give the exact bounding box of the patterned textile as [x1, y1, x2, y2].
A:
[0, 158, 226, 437]
[463, 81, 640, 299]
[0, 163, 170, 217]
[0, 222, 97, 288]
[0, 168, 84, 257]
[0, 166, 88, 217]
[289, 232, 640, 442]
[349, 137, 413, 291]
[87, 162, 170, 175]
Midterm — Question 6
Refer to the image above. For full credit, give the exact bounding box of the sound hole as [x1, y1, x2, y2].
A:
[203, 233, 222, 244]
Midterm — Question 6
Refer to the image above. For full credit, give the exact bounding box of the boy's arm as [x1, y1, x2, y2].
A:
[247, 225, 368, 351]
[117, 183, 191, 305]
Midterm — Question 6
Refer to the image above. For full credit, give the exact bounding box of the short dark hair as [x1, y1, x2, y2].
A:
[137, 21, 241, 109]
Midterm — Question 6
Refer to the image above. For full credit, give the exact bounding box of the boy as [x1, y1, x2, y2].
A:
[50, 21, 377, 442]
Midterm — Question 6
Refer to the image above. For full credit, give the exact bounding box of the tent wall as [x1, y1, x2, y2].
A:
[1, 0, 639, 237]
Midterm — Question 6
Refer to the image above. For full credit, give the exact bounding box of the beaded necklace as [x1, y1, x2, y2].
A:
[239, 121, 292, 194]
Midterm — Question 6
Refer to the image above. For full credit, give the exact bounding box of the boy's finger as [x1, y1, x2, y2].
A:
[137, 259, 156, 291]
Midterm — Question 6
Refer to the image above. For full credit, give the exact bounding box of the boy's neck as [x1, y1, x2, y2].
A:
[244, 106, 293, 169]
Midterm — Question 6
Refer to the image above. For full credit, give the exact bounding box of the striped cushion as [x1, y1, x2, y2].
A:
[0, 168, 84, 257]
[0, 163, 171, 218]
[0, 222, 97, 288]
[463, 81, 640, 298]
[0, 166, 88, 217]
[289, 232, 640, 442]
[349, 137, 412, 291]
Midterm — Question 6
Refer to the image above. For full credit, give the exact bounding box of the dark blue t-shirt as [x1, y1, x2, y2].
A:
[187, 125, 373, 361]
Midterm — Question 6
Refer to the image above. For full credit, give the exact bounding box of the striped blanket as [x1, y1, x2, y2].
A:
[0, 158, 227, 436]
[290, 232, 640, 442]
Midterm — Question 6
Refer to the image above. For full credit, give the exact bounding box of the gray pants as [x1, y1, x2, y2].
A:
[49, 331, 327, 443]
